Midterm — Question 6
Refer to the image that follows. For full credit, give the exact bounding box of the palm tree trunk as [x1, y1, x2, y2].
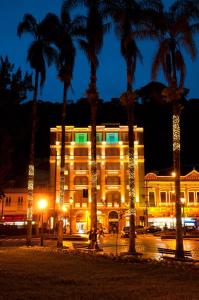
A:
[125, 62, 137, 255]
[127, 103, 136, 255]
[26, 70, 39, 246]
[170, 46, 184, 259]
[57, 81, 67, 248]
[88, 63, 98, 249]
[173, 102, 184, 259]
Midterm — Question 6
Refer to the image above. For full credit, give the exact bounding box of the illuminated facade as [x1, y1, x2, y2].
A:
[50, 124, 145, 233]
[0, 188, 53, 227]
[145, 170, 199, 228]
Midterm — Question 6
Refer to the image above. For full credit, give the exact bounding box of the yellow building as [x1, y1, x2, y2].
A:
[145, 170, 199, 229]
[50, 124, 145, 233]
[0, 187, 53, 228]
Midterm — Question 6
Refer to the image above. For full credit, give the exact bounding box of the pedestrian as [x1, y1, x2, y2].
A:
[88, 228, 97, 249]
[97, 228, 104, 247]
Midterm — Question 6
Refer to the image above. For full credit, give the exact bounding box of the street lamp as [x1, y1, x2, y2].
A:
[69, 197, 73, 236]
[38, 199, 48, 246]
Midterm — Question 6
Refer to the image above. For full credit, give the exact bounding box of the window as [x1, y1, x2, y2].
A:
[106, 176, 120, 185]
[121, 132, 128, 142]
[148, 192, 155, 207]
[169, 192, 175, 203]
[160, 191, 167, 203]
[65, 133, 71, 142]
[105, 148, 120, 156]
[18, 197, 23, 207]
[188, 192, 194, 203]
[74, 176, 88, 185]
[75, 133, 88, 143]
[180, 192, 185, 199]
[196, 192, 199, 203]
[96, 133, 102, 142]
[106, 132, 118, 143]
[5, 197, 11, 207]
[74, 148, 88, 156]
[106, 163, 120, 170]
[74, 163, 88, 170]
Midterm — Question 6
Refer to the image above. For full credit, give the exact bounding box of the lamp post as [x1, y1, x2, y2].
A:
[86, 210, 89, 232]
[181, 198, 185, 228]
[0, 192, 5, 220]
[38, 199, 48, 246]
[62, 205, 67, 234]
[69, 197, 73, 236]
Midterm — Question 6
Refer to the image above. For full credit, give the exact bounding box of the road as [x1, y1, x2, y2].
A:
[1, 234, 199, 259]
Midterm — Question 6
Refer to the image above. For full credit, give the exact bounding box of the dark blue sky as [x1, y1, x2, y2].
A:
[0, 0, 198, 102]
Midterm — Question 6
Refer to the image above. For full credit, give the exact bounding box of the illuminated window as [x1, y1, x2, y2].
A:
[75, 133, 88, 143]
[96, 133, 102, 142]
[106, 132, 118, 143]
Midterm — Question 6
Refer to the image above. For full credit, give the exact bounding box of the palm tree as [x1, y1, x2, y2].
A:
[150, 0, 198, 259]
[42, 6, 79, 247]
[17, 14, 57, 246]
[105, 0, 159, 256]
[63, 0, 109, 248]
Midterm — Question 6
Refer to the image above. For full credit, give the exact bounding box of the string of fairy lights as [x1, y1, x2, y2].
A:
[27, 164, 34, 220]
[173, 114, 180, 152]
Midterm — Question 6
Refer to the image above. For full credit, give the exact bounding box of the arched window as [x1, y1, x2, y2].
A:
[109, 211, 118, 220]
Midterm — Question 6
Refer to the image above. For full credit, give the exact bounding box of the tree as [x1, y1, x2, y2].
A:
[0, 56, 32, 107]
[63, 0, 109, 248]
[150, 0, 198, 259]
[42, 6, 79, 246]
[17, 14, 57, 246]
[105, 0, 160, 256]
[0, 56, 33, 190]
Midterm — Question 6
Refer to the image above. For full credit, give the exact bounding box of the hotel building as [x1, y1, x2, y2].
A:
[49, 124, 145, 233]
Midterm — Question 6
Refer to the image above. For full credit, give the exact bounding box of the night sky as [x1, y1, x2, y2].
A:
[0, 0, 198, 103]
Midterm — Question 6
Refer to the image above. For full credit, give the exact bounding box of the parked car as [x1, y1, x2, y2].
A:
[121, 226, 142, 237]
[121, 226, 130, 238]
[135, 225, 145, 234]
[145, 226, 161, 233]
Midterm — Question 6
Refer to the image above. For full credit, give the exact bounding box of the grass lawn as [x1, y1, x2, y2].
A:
[0, 247, 199, 299]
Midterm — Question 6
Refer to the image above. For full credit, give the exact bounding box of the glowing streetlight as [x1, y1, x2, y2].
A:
[38, 199, 48, 246]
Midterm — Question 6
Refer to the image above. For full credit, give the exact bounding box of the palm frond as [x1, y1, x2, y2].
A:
[17, 14, 37, 38]
[175, 49, 186, 87]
